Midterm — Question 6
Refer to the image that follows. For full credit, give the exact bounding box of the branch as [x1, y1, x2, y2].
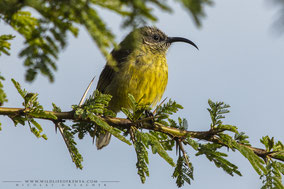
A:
[0, 107, 282, 162]
[177, 139, 191, 168]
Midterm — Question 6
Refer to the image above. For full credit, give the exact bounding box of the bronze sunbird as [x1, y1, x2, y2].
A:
[96, 26, 198, 149]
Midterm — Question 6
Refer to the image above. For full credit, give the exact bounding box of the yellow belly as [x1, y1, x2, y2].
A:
[106, 54, 168, 112]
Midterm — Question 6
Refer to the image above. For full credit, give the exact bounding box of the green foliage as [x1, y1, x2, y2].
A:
[11, 79, 56, 118]
[121, 95, 277, 187]
[154, 99, 186, 131]
[73, 90, 115, 117]
[155, 99, 183, 124]
[163, 116, 189, 131]
[238, 143, 267, 175]
[28, 119, 47, 140]
[52, 103, 83, 169]
[2, 79, 284, 187]
[117, 0, 166, 27]
[121, 95, 178, 162]
[185, 138, 199, 151]
[0, 0, 212, 82]
[149, 131, 175, 151]
[89, 113, 131, 145]
[1, 2, 283, 187]
[121, 94, 151, 122]
[261, 161, 284, 189]
[207, 99, 230, 129]
[0, 73, 7, 106]
[11, 78, 27, 99]
[10, 79, 56, 139]
[234, 132, 250, 146]
[172, 156, 194, 187]
[132, 129, 176, 183]
[206, 101, 284, 188]
[121, 95, 177, 183]
[72, 90, 131, 145]
[206, 100, 268, 176]
[0, 34, 15, 56]
[145, 132, 175, 166]
[177, 0, 213, 27]
[59, 121, 84, 169]
[196, 142, 242, 176]
[7, 10, 74, 82]
[261, 136, 284, 155]
[94, 0, 211, 27]
[133, 130, 150, 183]
[215, 130, 270, 178]
[260, 136, 284, 189]
[52, 102, 62, 113]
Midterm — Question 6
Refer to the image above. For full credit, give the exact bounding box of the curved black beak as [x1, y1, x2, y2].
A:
[167, 37, 199, 50]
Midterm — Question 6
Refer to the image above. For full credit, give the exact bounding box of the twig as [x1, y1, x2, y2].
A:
[153, 97, 168, 115]
[177, 139, 191, 168]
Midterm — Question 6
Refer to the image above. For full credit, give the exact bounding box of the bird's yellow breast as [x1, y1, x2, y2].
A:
[106, 48, 168, 112]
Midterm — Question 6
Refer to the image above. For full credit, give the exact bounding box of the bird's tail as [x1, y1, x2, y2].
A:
[96, 132, 112, 150]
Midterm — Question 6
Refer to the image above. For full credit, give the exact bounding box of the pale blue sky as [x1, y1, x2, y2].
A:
[0, 0, 283, 188]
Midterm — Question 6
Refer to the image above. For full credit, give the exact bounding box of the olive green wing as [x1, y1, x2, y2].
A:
[96, 48, 131, 93]
[96, 64, 115, 93]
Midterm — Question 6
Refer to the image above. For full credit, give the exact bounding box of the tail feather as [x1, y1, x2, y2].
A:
[96, 132, 112, 150]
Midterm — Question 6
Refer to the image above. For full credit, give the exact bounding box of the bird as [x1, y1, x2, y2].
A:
[96, 26, 198, 149]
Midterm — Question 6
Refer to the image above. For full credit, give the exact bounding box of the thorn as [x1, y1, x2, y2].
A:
[79, 76, 96, 106]
[153, 97, 168, 115]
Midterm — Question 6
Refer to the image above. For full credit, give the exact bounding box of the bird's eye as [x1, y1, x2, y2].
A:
[153, 34, 160, 41]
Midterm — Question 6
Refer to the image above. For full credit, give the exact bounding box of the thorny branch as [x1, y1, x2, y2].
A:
[177, 139, 191, 168]
[0, 107, 283, 162]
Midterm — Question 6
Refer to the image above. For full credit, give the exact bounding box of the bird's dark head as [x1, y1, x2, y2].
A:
[138, 26, 198, 53]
